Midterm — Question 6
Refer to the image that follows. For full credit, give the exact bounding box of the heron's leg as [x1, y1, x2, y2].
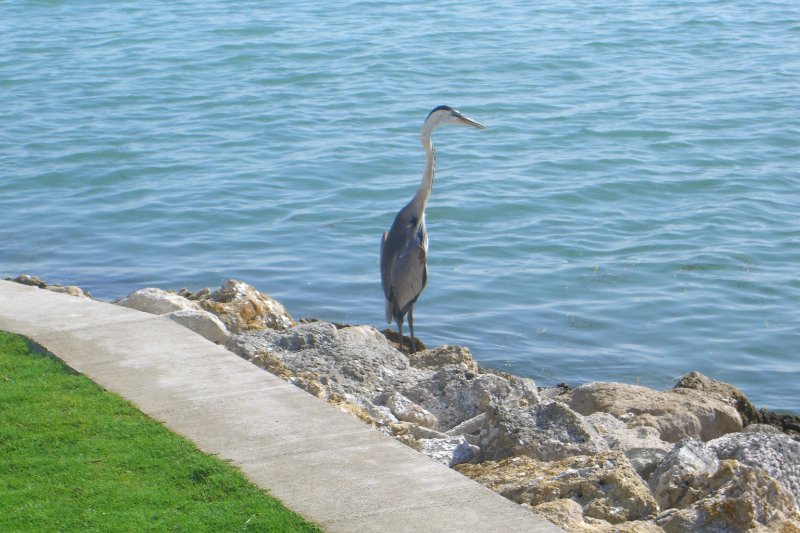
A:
[408, 306, 416, 353]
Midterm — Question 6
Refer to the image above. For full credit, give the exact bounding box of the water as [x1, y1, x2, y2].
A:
[2, 1, 799, 413]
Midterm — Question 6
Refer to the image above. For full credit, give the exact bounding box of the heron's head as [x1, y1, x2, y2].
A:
[422, 105, 485, 134]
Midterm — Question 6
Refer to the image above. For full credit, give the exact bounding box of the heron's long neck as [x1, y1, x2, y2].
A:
[411, 132, 435, 213]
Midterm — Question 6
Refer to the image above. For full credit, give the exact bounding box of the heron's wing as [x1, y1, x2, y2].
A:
[380, 231, 392, 300]
[381, 206, 428, 323]
[380, 231, 395, 323]
[389, 239, 427, 318]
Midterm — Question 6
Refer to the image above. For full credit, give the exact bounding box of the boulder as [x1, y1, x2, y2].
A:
[46, 284, 93, 298]
[525, 499, 589, 531]
[228, 321, 542, 442]
[364, 404, 398, 427]
[227, 320, 424, 403]
[114, 287, 237, 344]
[406, 344, 479, 373]
[478, 401, 609, 462]
[587, 411, 673, 477]
[196, 279, 295, 333]
[8, 274, 47, 288]
[418, 436, 477, 467]
[673, 371, 759, 426]
[8, 274, 93, 299]
[115, 287, 198, 315]
[445, 412, 488, 439]
[164, 308, 229, 345]
[563, 381, 742, 442]
[650, 433, 800, 529]
[402, 366, 540, 432]
[757, 408, 800, 437]
[456, 452, 658, 524]
[707, 431, 800, 510]
[648, 439, 720, 510]
[654, 460, 800, 532]
[385, 393, 438, 429]
[532, 499, 663, 532]
[177, 287, 212, 300]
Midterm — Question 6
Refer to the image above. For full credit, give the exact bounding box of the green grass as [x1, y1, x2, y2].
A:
[0, 331, 321, 532]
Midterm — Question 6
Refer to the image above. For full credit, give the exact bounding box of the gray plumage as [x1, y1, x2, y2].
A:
[380, 105, 484, 352]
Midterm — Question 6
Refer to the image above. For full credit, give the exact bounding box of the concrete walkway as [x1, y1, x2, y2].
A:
[0, 280, 559, 532]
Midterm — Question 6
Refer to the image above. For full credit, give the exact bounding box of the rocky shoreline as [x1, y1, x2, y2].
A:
[9, 275, 800, 532]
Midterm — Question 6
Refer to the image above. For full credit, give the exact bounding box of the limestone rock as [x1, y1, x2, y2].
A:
[8, 274, 48, 288]
[195, 279, 295, 333]
[588, 411, 673, 477]
[673, 371, 759, 426]
[446, 412, 488, 438]
[648, 438, 720, 510]
[227, 320, 424, 402]
[8, 274, 93, 299]
[228, 319, 542, 442]
[538, 383, 572, 401]
[529, 499, 591, 531]
[363, 404, 398, 427]
[479, 401, 609, 462]
[406, 344, 479, 373]
[381, 327, 427, 353]
[246, 349, 295, 381]
[532, 499, 664, 532]
[457, 452, 658, 524]
[45, 284, 93, 298]
[563, 381, 742, 442]
[386, 393, 438, 429]
[115, 287, 198, 315]
[326, 394, 379, 427]
[418, 436, 477, 467]
[654, 460, 800, 532]
[756, 408, 800, 438]
[403, 366, 540, 432]
[450, 438, 478, 467]
[164, 308, 230, 344]
[177, 287, 212, 300]
[707, 431, 800, 510]
[742, 423, 782, 434]
[114, 287, 236, 344]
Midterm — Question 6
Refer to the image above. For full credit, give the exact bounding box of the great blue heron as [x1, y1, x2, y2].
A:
[380, 105, 485, 352]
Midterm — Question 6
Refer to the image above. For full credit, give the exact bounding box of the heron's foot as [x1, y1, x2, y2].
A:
[380, 329, 426, 354]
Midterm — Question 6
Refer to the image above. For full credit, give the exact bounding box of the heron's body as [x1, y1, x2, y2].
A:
[380, 105, 484, 351]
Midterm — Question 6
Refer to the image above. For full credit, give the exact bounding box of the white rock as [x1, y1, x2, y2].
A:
[386, 392, 438, 429]
[419, 436, 477, 467]
[165, 308, 230, 345]
[654, 459, 800, 532]
[648, 438, 720, 510]
[480, 401, 609, 462]
[565, 381, 742, 442]
[403, 366, 540, 431]
[364, 404, 399, 426]
[707, 431, 800, 511]
[46, 285, 93, 299]
[115, 287, 198, 315]
[200, 279, 295, 332]
[588, 411, 673, 477]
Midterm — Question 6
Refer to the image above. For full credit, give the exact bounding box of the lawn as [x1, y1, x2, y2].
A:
[0, 331, 321, 532]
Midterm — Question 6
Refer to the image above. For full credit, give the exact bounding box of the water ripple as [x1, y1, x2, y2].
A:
[1, 0, 799, 412]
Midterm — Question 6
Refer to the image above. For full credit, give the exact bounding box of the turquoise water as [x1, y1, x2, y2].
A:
[2, 1, 799, 412]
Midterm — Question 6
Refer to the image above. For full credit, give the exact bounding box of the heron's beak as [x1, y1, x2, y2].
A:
[454, 111, 485, 129]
